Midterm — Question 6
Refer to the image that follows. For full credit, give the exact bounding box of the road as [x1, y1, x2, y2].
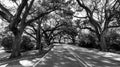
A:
[34, 44, 88, 67]
[0, 44, 120, 67]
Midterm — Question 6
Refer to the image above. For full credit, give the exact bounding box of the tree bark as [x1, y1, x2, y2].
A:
[59, 35, 62, 43]
[36, 21, 43, 53]
[46, 38, 51, 46]
[100, 34, 107, 51]
[9, 33, 22, 58]
[71, 36, 75, 44]
[99, 30, 107, 51]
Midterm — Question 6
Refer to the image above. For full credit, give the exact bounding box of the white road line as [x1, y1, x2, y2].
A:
[62, 45, 91, 67]
[32, 52, 48, 67]
[32, 47, 54, 67]
[67, 49, 88, 67]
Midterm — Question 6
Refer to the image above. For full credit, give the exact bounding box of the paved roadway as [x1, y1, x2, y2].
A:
[0, 44, 120, 67]
[34, 44, 88, 67]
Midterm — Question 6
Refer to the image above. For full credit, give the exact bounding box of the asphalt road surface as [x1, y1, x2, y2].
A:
[0, 44, 120, 67]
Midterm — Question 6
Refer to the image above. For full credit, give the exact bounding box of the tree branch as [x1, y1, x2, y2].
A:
[76, 0, 101, 33]
[73, 15, 87, 18]
[108, 26, 120, 28]
[0, 3, 13, 18]
[76, 0, 92, 15]
[0, 11, 10, 22]
[80, 27, 96, 33]
[15, 0, 28, 19]
[27, 10, 54, 25]
[24, 30, 36, 40]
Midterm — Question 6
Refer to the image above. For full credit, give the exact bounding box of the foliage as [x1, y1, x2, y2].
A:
[78, 34, 97, 48]
[105, 29, 120, 51]
[21, 36, 34, 51]
[75, 0, 120, 51]
[1, 36, 13, 50]
[1, 36, 34, 52]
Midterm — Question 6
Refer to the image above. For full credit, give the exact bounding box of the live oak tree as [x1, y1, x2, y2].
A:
[24, 0, 74, 52]
[75, 0, 120, 51]
[0, 0, 35, 58]
[0, 0, 57, 58]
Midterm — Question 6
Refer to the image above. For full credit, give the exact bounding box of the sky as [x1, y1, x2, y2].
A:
[0, 0, 15, 7]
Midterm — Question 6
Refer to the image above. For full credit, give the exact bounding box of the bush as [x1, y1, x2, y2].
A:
[1, 36, 13, 50]
[1, 35, 34, 52]
[21, 36, 32, 51]
[78, 34, 97, 48]
[106, 32, 120, 51]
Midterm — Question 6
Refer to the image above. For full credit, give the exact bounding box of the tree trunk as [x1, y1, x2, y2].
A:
[59, 35, 62, 43]
[9, 33, 22, 58]
[72, 37, 75, 44]
[36, 21, 42, 53]
[46, 38, 51, 46]
[9, 23, 26, 58]
[100, 34, 107, 51]
[71, 36, 75, 45]
[99, 30, 107, 51]
[36, 28, 40, 50]
[36, 34, 40, 49]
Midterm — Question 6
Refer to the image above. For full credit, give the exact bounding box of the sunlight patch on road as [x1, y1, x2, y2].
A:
[32, 58, 41, 62]
[53, 63, 59, 67]
[38, 57, 47, 62]
[104, 53, 120, 57]
[65, 56, 77, 61]
[102, 60, 112, 64]
[60, 62, 66, 65]
[38, 62, 46, 65]
[86, 57, 92, 60]
[45, 55, 52, 59]
[92, 55, 100, 59]
[0, 50, 5, 53]
[97, 52, 120, 61]
[112, 58, 120, 61]
[19, 60, 34, 66]
[0, 64, 8, 67]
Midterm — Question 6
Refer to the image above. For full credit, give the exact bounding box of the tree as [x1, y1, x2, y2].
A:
[75, 0, 120, 51]
[0, 0, 57, 58]
[23, 0, 73, 52]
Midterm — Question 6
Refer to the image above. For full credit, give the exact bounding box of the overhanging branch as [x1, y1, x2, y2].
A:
[27, 10, 54, 25]
[0, 3, 13, 17]
[24, 30, 36, 40]
[108, 26, 120, 28]
[80, 27, 96, 33]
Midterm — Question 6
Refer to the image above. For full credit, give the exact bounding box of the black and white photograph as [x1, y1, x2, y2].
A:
[0, 0, 120, 67]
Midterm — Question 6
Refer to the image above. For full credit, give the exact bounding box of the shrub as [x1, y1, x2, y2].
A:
[79, 34, 97, 48]
[1, 36, 13, 50]
[21, 36, 31, 51]
[1, 35, 34, 52]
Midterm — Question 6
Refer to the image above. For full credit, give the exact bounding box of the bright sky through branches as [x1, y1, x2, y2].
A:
[0, 0, 15, 7]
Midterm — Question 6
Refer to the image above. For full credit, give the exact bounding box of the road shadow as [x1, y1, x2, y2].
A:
[35, 45, 82, 67]
[66, 45, 120, 67]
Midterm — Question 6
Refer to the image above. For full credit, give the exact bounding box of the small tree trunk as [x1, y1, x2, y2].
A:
[72, 37, 75, 44]
[36, 21, 43, 53]
[46, 38, 51, 46]
[36, 28, 41, 50]
[59, 35, 62, 43]
[9, 23, 26, 58]
[10, 33, 22, 58]
[70, 35, 76, 45]
[100, 34, 107, 51]
[99, 30, 107, 51]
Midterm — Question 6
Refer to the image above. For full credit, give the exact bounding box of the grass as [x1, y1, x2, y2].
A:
[0, 45, 54, 65]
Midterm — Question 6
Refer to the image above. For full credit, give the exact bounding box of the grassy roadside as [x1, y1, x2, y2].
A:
[0, 45, 54, 65]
